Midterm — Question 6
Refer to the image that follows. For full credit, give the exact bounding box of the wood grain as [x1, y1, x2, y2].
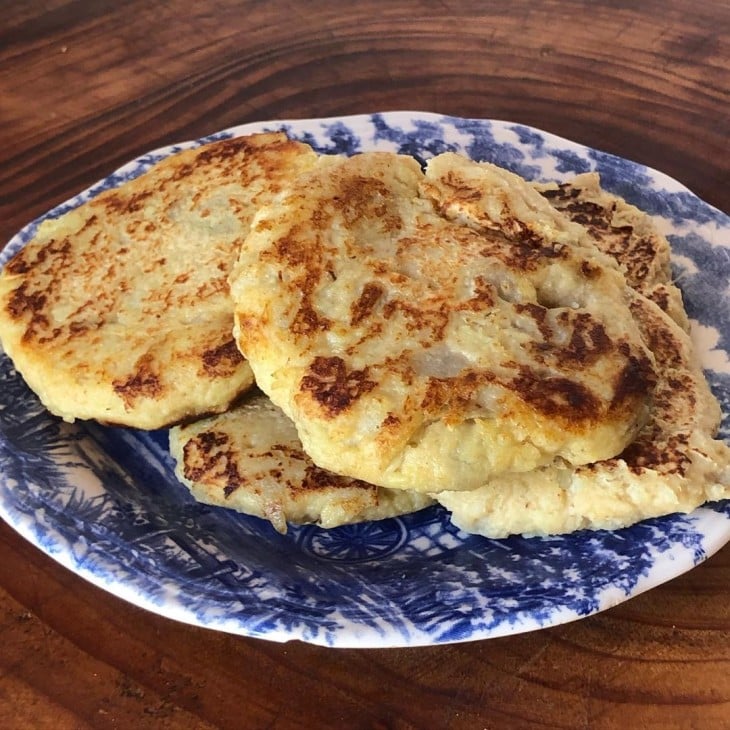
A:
[1, 520, 728, 729]
[0, 1, 728, 727]
[1, 0, 728, 243]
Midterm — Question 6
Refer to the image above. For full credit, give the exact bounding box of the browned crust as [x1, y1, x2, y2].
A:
[300, 356, 377, 417]
[0, 132, 316, 427]
[238, 154, 657, 464]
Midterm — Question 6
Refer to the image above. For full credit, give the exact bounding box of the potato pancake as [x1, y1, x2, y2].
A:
[436, 291, 729, 536]
[230, 152, 657, 492]
[0, 132, 318, 428]
[169, 391, 434, 533]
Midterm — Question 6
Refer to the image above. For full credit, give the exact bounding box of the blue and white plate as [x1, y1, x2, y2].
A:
[1, 112, 728, 648]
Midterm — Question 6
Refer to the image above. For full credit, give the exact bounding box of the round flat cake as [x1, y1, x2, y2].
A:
[0, 132, 318, 428]
[230, 151, 658, 492]
[436, 290, 730, 537]
[169, 391, 434, 533]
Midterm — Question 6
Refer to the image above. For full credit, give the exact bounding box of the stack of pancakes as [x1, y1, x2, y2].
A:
[1, 132, 727, 536]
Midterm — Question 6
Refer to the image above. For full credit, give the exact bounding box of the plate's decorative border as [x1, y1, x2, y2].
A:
[0, 112, 728, 647]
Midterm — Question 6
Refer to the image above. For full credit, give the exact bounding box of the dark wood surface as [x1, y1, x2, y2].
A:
[1, 1, 728, 727]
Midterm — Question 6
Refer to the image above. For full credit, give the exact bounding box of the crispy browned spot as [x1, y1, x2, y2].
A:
[609, 351, 656, 413]
[101, 189, 153, 215]
[68, 320, 90, 337]
[267, 226, 334, 337]
[5, 251, 32, 275]
[299, 463, 376, 494]
[6, 283, 46, 320]
[420, 370, 486, 419]
[6, 235, 73, 276]
[350, 282, 384, 326]
[382, 297, 451, 340]
[477, 226, 568, 272]
[201, 339, 245, 377]
[514, 302, 551, 337]
[510, 366, 601, 421]
[564, 199, 610, 227]
[274, 231, 310, 268]
[629, 301, 685, 369]
[332, 176, 403, 233]
[580, 260, 602, 279]
[300, 356, 376, 416]
[170, 162, 195, 182]
[433, 171, 485, 204]
[559, 314, 612, 366]
[459, 276, 495, 311]
[648, 287, 670, 313]
[291, 300, 332, 336]
[113, 353, 163, 408]
[539, 184, 580, 201]
[194, 135, 260, 166]
[6, 283, 50, 342]
[520, 309, 617, 371]
[182, 431, 245, 497]
[621, 431, 692, 476]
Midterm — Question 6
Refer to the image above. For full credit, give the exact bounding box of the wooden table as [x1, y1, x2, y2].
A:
[1, 2, 728, 727]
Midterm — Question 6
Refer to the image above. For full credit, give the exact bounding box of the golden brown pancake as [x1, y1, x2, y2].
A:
[229, 151, 657, 493]
[169, 391, 434, 533]
[0, 132, 318, 429]
[435, 290, 729, 537]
